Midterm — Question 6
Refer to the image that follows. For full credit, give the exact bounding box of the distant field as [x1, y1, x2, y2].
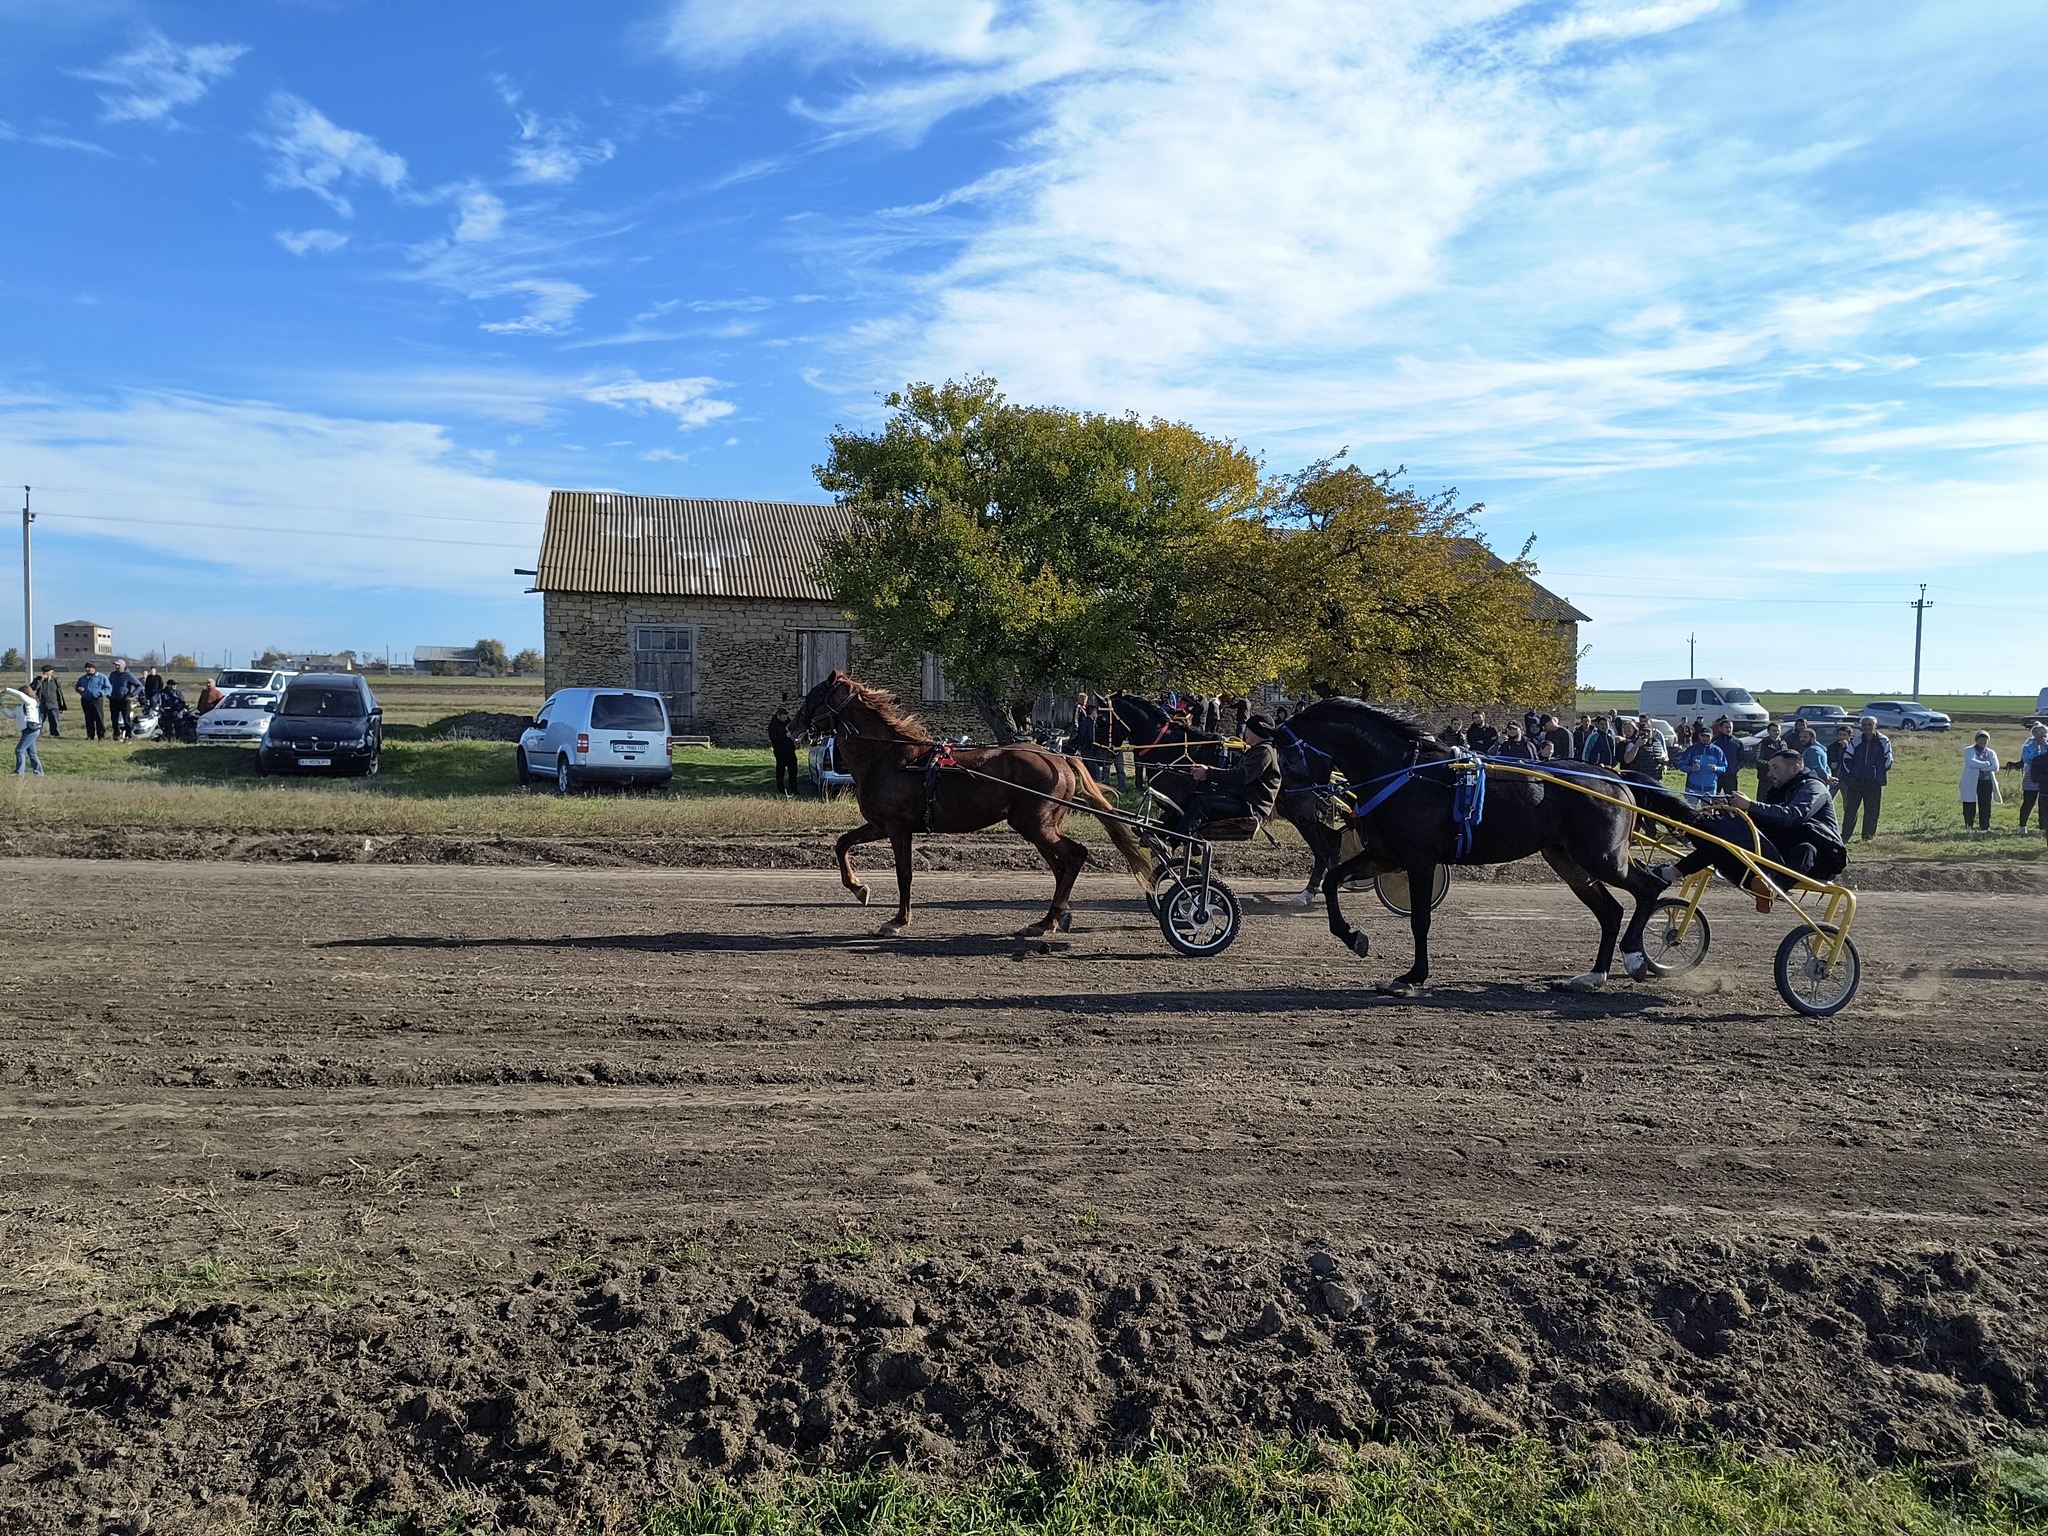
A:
[1578, 690, 2041, 723]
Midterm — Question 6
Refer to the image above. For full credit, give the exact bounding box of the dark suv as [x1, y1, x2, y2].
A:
[257, 673, 383, 776]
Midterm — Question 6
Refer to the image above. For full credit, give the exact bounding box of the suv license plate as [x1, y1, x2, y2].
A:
[298, 756, 331, 766]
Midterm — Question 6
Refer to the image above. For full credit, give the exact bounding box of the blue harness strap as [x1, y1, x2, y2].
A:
[1452, 758, 1487, 860]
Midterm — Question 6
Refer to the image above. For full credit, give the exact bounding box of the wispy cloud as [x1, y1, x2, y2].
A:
[584, 374, 736, 429]
[0, 119, 108, 154]
[75, 27, 248, 126]
[276, 228, 348, 257]
[477, 279, 594, 335]
[257, 92, 408, 218]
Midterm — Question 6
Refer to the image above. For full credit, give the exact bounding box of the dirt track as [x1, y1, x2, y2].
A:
[2, 858, 2046, 1530]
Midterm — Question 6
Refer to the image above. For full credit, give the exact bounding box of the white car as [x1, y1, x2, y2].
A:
[196, 690, 278, 743]
[517, 687, 674, 791]
[214, 667, 297, 695]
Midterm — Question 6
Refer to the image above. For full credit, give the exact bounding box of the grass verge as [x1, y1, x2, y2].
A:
[272, 1441, 2047, 1535]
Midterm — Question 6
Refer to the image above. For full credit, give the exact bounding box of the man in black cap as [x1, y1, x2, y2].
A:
[1173, 714, 1282, 833]
[1651, 742, 1845, 901]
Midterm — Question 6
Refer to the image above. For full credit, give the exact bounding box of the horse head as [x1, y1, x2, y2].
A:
[792, 670, 857, 743]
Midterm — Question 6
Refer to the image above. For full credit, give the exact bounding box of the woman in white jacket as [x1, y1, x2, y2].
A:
[1961, 731, 2001, 830]
[4, 686, 44, 776]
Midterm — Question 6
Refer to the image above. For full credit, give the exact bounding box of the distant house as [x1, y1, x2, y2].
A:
[414, 646, 482, 676]
[55, 620, 114, 671]
[531, 491, 970, 745]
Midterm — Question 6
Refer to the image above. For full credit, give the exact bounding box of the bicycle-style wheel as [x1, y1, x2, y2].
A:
[1773, 923, 1860, 1017]
[1372, 866, 1452, 916]
[1640, 897, 1711, 977]
[1156, 876, 1241, 957]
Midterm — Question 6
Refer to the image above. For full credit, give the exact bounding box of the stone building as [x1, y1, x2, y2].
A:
[531, 491, 977, 745]
[54, 620, 114, 671]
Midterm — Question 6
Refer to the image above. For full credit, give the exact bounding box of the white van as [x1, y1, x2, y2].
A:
[2036, 686, 2048, 719]
[1637, 678, 1769, 731]
[517, 687, 674, 792]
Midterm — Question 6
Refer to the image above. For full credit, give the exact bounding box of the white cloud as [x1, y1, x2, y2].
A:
[0, 390, 544, 594]
[584, 375, 737, 430]
[1529, 0, 1725, 56]
[0, 119, 107, 154]
[76, 27, 247, 126]
[257, 92, 408, 218]
[510, 113, 616, 183]
[477, 279, 593, 335]
[276, 228, 348, 257]
[452, 186, 507, 242]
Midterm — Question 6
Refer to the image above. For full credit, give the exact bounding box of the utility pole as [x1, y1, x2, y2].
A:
[1687, 632, 1697, 675]
[1910, 585, 1933, 700]
[19, 487, 31, 684]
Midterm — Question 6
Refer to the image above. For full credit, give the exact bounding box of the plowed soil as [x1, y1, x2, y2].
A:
[2, 857, 2045, 1533]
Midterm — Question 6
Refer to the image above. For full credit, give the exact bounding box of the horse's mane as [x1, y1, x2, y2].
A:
[1299, 696, 1440, 748]
[840, 675, 934, 744]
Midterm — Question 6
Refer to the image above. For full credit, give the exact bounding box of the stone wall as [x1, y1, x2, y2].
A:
[542, 592, 980, 746]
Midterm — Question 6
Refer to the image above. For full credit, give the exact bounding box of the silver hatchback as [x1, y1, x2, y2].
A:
[517, 688, 674, 791]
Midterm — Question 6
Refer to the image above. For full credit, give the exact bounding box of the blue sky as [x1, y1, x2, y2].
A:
[2, 0, 2044, 691]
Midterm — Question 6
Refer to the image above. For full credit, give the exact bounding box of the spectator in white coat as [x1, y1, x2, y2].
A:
[1961, 731, 2001, 830]
[5, 686, 44, 776]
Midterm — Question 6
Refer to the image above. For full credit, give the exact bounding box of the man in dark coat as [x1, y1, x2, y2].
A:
[1464, 712, 1499, 752]
[107, 660, 143, 741]
[1175, 715, 1283, 833]
[1836, 715, 1892, 841]
[32, 666, 65, 738]
[767, 704, 799, 796]
[1653, 744, 1846, 897]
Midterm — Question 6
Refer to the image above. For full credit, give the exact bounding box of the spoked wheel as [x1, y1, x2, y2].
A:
[1155, 875, 1241, 957]
[1774, 923, 1861, 1017]
[1371, 866, 1452, 916]
[1640, 897, 1711, 977]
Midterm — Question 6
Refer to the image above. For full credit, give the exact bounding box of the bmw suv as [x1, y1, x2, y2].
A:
[257, 673, 383, 776]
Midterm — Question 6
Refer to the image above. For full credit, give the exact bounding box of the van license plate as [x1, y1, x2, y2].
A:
[298, 756, 331, 766]
[611, 740, 647, 752]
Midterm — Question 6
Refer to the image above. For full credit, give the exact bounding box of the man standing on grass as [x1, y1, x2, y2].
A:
[33, 665, 64, 738]
[767, 703, 799, 797]
[75, 663, 109, 741]
[1836, 714, 1892, 842]
[107, 660, 142, 741]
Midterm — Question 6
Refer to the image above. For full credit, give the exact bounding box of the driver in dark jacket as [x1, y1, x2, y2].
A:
[1174, 715, 1283, 833]
[1652, 743, 1846, 897]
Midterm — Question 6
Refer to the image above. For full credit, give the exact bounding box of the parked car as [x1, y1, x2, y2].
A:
[1612, 713, 1677, 749]
[1857, 700, 1951, 732]
[517, 688, 673, 792]
[808, 736, 856, 799]
[2035, 686, 2048, 719]
[1636, 678, 1769, 731]
[195, 690, 278, 743]
[256, 673, 383, 775]
[214, 667, 297, 695]
[1788, 703, 1850, 725]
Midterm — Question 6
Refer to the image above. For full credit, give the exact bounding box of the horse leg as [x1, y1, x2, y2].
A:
[876, 828, 916, 935]
[1322, 850, 1379, 960]
[1013, 809, 1085, 935]
[1572, 836, 1671, 981]
[1292, 815, 1334, 908]
[835, 822, 889, 905]
[1380, 862, 1437, 996]
[1541, 846, 1626, 992]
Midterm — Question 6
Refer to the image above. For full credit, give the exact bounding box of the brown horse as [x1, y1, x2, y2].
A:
[793, 671, 1151, 935]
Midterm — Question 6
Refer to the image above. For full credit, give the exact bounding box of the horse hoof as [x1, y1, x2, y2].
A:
[1348, 932, 1372, 959]
[1556, 972, 1609, 993]
[1377, 980, 1422, 997]
[878, 919, 909, 936]
[1056, 911, 1074, 933]
[1621, 951, 1649, 982]
[854, 887, 870, 907]
[1290, 889, 1316, 909]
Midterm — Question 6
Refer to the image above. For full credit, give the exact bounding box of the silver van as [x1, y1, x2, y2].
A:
[1637, 677, 1769, 731]
[517, 688, 673, 792]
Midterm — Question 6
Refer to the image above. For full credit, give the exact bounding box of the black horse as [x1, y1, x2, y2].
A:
[1099, 693, 1344, 898]
[1287, 697, 1698, 995]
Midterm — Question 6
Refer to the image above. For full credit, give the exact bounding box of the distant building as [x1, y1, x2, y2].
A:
[55, 621, 114, 671]
[413, 646, 482, 676]
[531, 491, 969, 745]
[290, 653, 356, 673]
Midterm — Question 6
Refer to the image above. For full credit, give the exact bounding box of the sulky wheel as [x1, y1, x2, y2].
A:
[1773, 923, 1861, 1017]
[1155, 875, 1241, 958]
[1640, 897, 1711, 977]
[1372, 866, 1452, 916]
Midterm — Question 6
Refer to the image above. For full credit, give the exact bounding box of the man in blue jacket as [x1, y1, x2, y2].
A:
[74, 663, 111, 741]
[1835, 714, 1892, 841]
[107, 659, 143, 741]
[1673, 725, 1727, 802]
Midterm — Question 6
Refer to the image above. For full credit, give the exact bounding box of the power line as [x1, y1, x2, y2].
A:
[43, 509, 535, 551]
[5, 482, 544, 530]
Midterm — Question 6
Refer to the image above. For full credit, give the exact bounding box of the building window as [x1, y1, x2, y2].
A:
[633, 625, 697, 721]
[922, 651, 955, 703]
[798, 630, 851, 693]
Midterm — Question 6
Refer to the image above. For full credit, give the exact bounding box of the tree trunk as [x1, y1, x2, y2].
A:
[971, 688, 1022, 744]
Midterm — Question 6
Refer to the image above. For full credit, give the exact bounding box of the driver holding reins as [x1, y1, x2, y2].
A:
[1649, 741, 1847, 902]
[1175, 714, 1284, 834]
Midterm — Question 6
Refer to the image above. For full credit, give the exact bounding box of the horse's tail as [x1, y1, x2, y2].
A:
[1068, 758, 1153, 887]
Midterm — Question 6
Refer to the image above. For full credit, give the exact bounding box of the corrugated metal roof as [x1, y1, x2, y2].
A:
[413, 646, 479, 663]
[534, 491, 850, 599]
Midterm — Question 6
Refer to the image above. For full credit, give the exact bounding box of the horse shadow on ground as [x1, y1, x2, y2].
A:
[313, 929, 1130, 959]
[803, 982, 1680, 1020]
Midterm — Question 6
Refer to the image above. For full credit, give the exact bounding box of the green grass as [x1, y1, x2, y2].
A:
[1577, 690, 2041, 725]
[268, 1442, 2048, 1536]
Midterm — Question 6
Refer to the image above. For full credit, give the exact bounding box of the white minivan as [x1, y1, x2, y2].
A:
[517, 688, 674, 792]
[1637, 678, 1769, 731]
